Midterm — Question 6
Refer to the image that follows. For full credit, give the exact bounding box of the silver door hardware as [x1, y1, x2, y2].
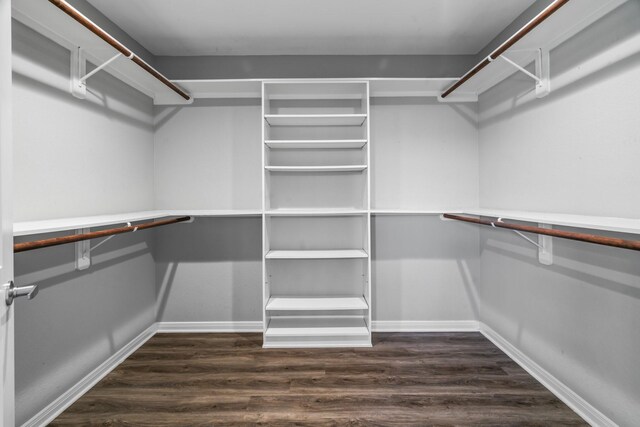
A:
[5, 281, 39, 306]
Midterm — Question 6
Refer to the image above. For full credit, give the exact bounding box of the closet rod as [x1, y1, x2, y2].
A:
[440, 0, 570, 98]
[14, 216, 191, 253]
[443, 213, 640, 252]
[48, 0, 191, 101]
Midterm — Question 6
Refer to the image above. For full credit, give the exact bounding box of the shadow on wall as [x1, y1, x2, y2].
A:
[153, 217, 262, 322]
[370, 97, 478, 128]
[154, 98, 261, 131]
[12, 19, 154, 130]
[479, 223, 640, 351]
[371, 215, 481, 321]
[13, 231, 156, 424]
[479, 0, 640, 126]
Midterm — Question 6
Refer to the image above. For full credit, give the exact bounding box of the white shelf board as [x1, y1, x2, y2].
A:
[163, 209, 262, 217]
[462, 208, 640, 235]
[14, 210, 263, 236]
[265, 165, 367, 172]
[266, 297, 368, 311]
[451, 0, 628, 96]
[174, 79, 262, 99]
[265, 249, 368, 259]
[264, 114, 367, 127]
[265, 209, 367, 216]
[265, 316, 369, 337]
[265, 139, 367, 149]
[13, 211, 169, 236]
[368, 78, 457, 97]
[371, 209, 463, 215]
[12, 0, 191, 105]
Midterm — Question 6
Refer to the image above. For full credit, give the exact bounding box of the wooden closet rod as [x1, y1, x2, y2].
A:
[440, 0, 571, 98]
[443, 214, 640, 252]
[48, 0, 191, 101]
[14, 216, 191, 253]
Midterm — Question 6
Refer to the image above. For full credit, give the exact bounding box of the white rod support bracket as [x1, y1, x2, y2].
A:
[79, 52, 123, 83]
[538, 223, 553, 265]
[535, 48, 551, 98]
[70, 47, 86, 99]
[499, 48, 551, 98]
[75, 228, 91, 271]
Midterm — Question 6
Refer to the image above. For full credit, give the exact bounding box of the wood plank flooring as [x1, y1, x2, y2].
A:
[52, 333, 587, 426]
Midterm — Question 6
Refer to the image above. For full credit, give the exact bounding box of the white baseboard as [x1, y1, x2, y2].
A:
[479, 323, 616, 427]
[22, 323, 158, 427]
[372, 320, 479, 332]
[156, 321, 263, 333]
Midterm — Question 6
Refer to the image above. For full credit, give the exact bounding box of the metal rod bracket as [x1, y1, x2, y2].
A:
[538, 223, 553, 265]
[493, 218, 553, 264]
[75, 227, 91, 270]
[70, 47, 86, 99]
[500, 48, 550, 98]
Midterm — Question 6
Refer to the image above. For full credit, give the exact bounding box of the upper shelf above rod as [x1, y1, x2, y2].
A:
[439, 0, 630, 101]
[12, 0, 192, 105]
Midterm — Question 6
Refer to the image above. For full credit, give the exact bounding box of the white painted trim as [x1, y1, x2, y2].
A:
[372, 320, 479, 332]
[157, 321, 263, 333]
[479, 323, 616, 427]
[21, 323, 158, 427]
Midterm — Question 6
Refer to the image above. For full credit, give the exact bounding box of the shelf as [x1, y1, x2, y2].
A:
[461, 208, 640, 235]
[264, 81, 367, 100]
[163, 209, 262, 217]
[13, 210, 262, 236]
[12, 0, 191, 105]
[265, 139, 367, 149]
[265, 165, 367, 172]
[371, 209, 463, 215]
[265, 249, 368, 259]
[265, 316, 369, 337]
[264, 114, 367, 127]
[266, 209, 367, 216]
[447, 0, 627, 97]
[368, 78, 457, 97]
[174, 79, 262, 99]
[165, 78, 467, 100]
[266, 297, 368, 311]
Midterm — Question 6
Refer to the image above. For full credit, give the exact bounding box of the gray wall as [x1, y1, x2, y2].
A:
[153, 96, 481, 324]
[12, 20, 155, 221]
[12, 22, 157, 425]
[153, 99, 262, 211]
[477, 2, 640, 425]
[372, 216, 480, 322]
[155, 218, 262, 322]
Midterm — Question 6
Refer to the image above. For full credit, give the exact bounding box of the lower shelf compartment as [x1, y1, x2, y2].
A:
[264, 316, 371, 348]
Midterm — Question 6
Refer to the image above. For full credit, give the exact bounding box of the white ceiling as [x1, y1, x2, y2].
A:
[87, 0, 536, 56]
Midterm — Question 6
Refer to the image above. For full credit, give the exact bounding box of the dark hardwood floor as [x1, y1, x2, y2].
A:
[51, 333, 586, 426]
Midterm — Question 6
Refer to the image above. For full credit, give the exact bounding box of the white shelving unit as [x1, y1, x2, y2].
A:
[262, 80, 372, 348]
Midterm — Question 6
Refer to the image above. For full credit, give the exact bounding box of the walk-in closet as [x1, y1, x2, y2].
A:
[1, 0, 639, 425]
